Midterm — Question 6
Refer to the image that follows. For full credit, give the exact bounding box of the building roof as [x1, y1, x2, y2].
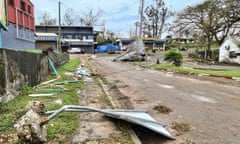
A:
[36, 25, 93, 29]
[230, 37, 240, 46]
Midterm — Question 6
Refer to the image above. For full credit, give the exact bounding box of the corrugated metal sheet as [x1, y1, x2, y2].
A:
[44, 105, 175, 140]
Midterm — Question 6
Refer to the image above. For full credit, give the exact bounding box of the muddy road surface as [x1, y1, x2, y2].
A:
[89, 55, 240, 144]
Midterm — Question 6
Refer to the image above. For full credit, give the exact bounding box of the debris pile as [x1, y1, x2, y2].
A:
[14, 62, 175, 143]
[14, 101, 47, 143]
[113, 39, 145, 61]
[42, 105, 175, 140]
[14, 63, 97, 142]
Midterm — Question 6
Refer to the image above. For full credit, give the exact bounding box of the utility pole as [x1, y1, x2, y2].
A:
[57, 0, 62, 53]
[135, 22, 138, 38]
[139, 0, 144, 38]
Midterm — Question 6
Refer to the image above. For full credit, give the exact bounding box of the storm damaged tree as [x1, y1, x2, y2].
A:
[213, 0, 240, 45]
[39, 11, 56, 25]
[170, 0, 240, 58]
[79, 8, 104, 27]
[64, 8, 78, 26]
[143, 0, 173, 39]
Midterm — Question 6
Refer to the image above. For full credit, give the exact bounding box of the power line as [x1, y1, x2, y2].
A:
[103, 0, 139, 18]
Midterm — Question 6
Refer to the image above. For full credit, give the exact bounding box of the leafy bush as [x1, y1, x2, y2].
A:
[164, 50, 183, 66]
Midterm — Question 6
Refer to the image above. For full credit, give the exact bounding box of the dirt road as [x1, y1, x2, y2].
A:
[89, 56, 240, 144]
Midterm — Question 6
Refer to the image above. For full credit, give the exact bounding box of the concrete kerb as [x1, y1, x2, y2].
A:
[97, 77, 142, 144]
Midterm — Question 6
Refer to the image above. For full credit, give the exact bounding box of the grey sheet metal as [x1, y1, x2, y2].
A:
[43, 105, 175, 140]
[113, 39, 145, 61]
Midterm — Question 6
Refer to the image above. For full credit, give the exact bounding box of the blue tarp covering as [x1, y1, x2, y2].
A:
[97, 43, 121, 53]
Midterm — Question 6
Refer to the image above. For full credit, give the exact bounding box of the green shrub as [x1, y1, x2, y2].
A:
[164, 50, 183, 66]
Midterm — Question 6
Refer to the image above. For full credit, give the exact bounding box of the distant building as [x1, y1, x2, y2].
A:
[35, 32, 58, 50]
[117, 38, 166, 51]
[219, 37, 240, 64]
[2, 0, 35, 49]
[36, 25, 94, 53]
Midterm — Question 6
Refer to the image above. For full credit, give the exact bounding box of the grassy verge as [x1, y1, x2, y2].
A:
[0, 58, 82, 143]
[135, 62, 240, 77]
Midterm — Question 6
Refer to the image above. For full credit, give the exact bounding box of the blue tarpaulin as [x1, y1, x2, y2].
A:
[97, 43, 121, 53]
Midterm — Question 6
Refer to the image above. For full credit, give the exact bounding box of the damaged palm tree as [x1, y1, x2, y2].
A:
[113, 39, 145, 61]
[14, 101, 47, 143]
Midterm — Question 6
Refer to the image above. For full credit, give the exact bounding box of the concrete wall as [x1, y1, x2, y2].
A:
[36, 41, 57, 50]
[219, 39, 240, 64]
[0, 48, 69, 102]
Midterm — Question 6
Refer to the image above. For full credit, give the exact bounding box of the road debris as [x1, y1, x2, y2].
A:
[0, 133, 18, 144]
[28, 93, 57, 97]
[34, 88, 65, 93]
[36, 77, 60, 87]
[113, 39, 145, 61]
[78, 70, 90, 76]
[54, 80, 80, 85]
[15, 101, 47, 143]
[48, 57, 59, 77]
[42, 105, 175, 140]
[232, 77, 240, 81]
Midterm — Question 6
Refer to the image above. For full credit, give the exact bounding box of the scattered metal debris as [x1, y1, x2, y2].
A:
[34, 88, 65, 93]
[113, 39, 145, 61]
[64, 72, 75, 76]
[42, 105, 175, 140]
[54, 80, 80, 85]
[77, 70, 90, 76]
[28, 94, 57, 97]
[36, 77, 60, 87]
[48, 57, 59, 77]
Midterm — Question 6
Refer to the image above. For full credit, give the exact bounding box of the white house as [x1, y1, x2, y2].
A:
[219, 37, 240, 64]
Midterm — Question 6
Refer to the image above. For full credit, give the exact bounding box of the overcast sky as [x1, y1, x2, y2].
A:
[31, 0, 203, 37]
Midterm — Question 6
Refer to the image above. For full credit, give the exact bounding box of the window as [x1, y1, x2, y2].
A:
[21, 1, 26, 11]
[9, 0, 14, 6]
[225, 45, 230, 51]
[229, 51, 237, 58]
[88, 35, 93, 40]
[28, 5, 31, 14]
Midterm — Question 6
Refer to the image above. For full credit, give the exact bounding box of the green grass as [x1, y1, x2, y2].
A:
[23, 49, 43, 54]
[58, 58, 81, 74]
[135, 62, 240, 77]
[0, 58, 82, 143]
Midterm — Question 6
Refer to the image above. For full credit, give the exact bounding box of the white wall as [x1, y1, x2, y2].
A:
[219, 39, 240, 64]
